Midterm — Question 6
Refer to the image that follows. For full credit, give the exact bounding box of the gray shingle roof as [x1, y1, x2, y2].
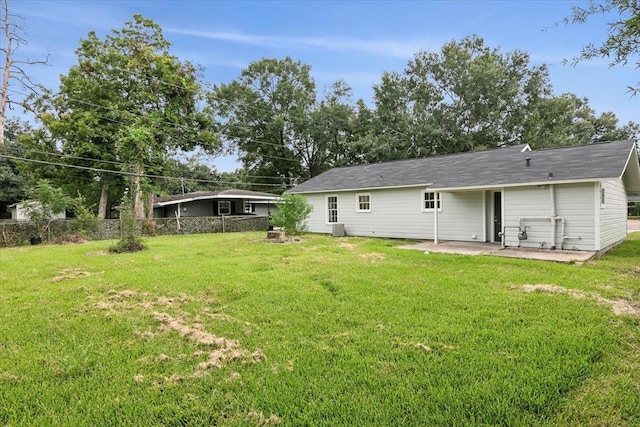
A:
[287, 140, 640, 193]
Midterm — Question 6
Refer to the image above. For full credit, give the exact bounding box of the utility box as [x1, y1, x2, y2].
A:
[332, 223, 345, 237]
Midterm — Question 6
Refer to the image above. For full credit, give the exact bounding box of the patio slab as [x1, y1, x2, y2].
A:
[397, 240, 596, 263]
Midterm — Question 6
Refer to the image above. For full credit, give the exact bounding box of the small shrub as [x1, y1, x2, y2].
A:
[71, 204, 99, 236]
[108, 235, 146, 253]
[142, 219, 156, 236]
[270, 194, 312, 236]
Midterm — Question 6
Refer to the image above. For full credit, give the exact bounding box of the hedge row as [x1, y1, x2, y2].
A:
[0, 215, 269, 247]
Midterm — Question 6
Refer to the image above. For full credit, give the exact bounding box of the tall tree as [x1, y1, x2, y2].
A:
[210, 57, 356, 190]
[0, 0, 49, 146]
[35, 15, 219, 218]
[523, 93, 639, 147]
[563, 0, 640, 95]
[365, 36, 552, 161]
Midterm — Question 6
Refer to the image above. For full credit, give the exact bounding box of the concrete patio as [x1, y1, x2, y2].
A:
[398, 220, 640, 263]
[397, 240, 596, 263]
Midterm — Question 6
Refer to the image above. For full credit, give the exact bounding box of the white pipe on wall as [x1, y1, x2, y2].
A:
[433, 191, 439, 245]
[550, 184, 556, 249]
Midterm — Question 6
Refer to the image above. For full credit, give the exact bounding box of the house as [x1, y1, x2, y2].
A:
[628, 196, 640, 216]
[286, 140, 640, 252]
[153, 189, 280, 219]
[8, 202, 66, 221]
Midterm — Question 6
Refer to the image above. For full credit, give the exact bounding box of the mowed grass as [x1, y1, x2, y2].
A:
[1, 232, 639, 426]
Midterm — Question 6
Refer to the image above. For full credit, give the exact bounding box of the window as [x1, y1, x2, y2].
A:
[600, 184, 606, 208]
[356, 193, 371, 212]
[327, 196, 338, 223]
[244, 202, 256, 213]
[218, 200, 231, 215]
[421, 191, 442, 212]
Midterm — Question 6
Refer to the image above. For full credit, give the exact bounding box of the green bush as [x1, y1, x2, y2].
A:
[108, 234, 146, 253]
[270, 194, 312, 236]
[70, 203, 100, 236]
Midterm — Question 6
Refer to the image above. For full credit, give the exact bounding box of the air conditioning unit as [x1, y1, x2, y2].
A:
[332, 223, 345, 237]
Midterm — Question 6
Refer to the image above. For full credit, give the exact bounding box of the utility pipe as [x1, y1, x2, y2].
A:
[550, 184, 556, 249]
[433, 191, 439, 245]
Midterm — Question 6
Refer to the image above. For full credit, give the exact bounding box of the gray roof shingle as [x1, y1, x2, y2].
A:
[287, 140, 640, 193]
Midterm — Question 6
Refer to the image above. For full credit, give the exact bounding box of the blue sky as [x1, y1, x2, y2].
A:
[9, 0, 639, 172]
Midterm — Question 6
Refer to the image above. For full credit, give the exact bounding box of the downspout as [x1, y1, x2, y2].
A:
[433, 191, 439, 245]
[550, 184, 556, 250]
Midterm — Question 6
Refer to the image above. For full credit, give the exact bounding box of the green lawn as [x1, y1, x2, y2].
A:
[1, 232, 639, 426]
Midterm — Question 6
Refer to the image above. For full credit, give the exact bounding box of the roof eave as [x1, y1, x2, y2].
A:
[620, 144, 640, 193]
[287, 183, 433, 194]
[433, 177, 615, 192]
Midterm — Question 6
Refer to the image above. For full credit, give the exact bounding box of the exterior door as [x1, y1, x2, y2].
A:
[493, 192, 502, 242]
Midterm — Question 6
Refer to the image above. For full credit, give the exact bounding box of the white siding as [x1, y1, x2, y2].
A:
[555, 184, 597, 251]
[302, 188, 484, 241]
[504, 186, 552, 248]
[504, 183, 596, 251]
[10, 202, 65, 221]
[599, 178, 628, 250]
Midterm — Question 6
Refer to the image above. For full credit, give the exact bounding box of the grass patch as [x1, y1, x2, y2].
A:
[1, 233, 639, 425]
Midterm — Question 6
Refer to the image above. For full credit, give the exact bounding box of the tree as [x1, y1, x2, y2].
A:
[0, 116, 29, 217]
[563, 0, 640, 95]
[363, 36, 552, 161]
[21, 179, 76, 241]
[522, 93, 640, 148]
[34, 15, 219, 218]
[356, 35, 637, 163]
[270, 194, 312, 236]
[210, 57, 356, 190]
[0, 0, 49, 146]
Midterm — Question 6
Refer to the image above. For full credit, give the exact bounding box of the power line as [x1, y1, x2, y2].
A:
[1, 144, 298, 182]
[0, 153, 292, 188]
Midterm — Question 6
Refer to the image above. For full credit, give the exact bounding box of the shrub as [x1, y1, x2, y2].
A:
[270, 194, 312, 236]
[71, 203, 99, 236]
[108, 235, 146, 253]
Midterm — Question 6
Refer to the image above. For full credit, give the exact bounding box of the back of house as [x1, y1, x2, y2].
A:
[287, 140, 640, 252]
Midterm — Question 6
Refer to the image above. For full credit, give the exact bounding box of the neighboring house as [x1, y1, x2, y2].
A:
[629, 196, 640, 216]
[153, 189, 280, 218]
[7, 202, 66, 221]
[286, 140, 640, 252]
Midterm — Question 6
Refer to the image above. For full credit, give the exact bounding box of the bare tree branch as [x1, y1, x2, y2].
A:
[1, 0, 50, 146]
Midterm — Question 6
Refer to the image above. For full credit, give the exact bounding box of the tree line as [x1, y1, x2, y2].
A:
[1, 4, 639, 220]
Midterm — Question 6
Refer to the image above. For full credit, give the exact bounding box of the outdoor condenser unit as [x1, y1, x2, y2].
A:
[332, 223, 345, 237]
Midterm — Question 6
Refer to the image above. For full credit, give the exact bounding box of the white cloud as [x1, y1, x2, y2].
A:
[164, 27, 434, 58]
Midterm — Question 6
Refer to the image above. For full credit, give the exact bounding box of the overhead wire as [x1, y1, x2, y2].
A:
[0, 153, 293, 189]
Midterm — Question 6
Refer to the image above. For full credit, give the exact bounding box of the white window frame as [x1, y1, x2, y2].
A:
[218, 200, 231, 216]
[421, 190, 442, 212]
[356, 193, 371, 213]
[327, 195, 338, 224]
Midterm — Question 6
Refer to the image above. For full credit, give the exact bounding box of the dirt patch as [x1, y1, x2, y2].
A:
[88, 289, 263, 381]
[0, 372, 19, 380]
[247, 411, 281, 426]
[597, 298, 640, 316]
[53, 233, 88, 245]
[522, 284, 588, 299]
[358, 252, 386, 263]
[415, 343, 432, 352]
[152, 312, 236, 347]
[522, 284, 639, 317]
[51, 268, 95, 282]
[339, 242, 356, 251]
